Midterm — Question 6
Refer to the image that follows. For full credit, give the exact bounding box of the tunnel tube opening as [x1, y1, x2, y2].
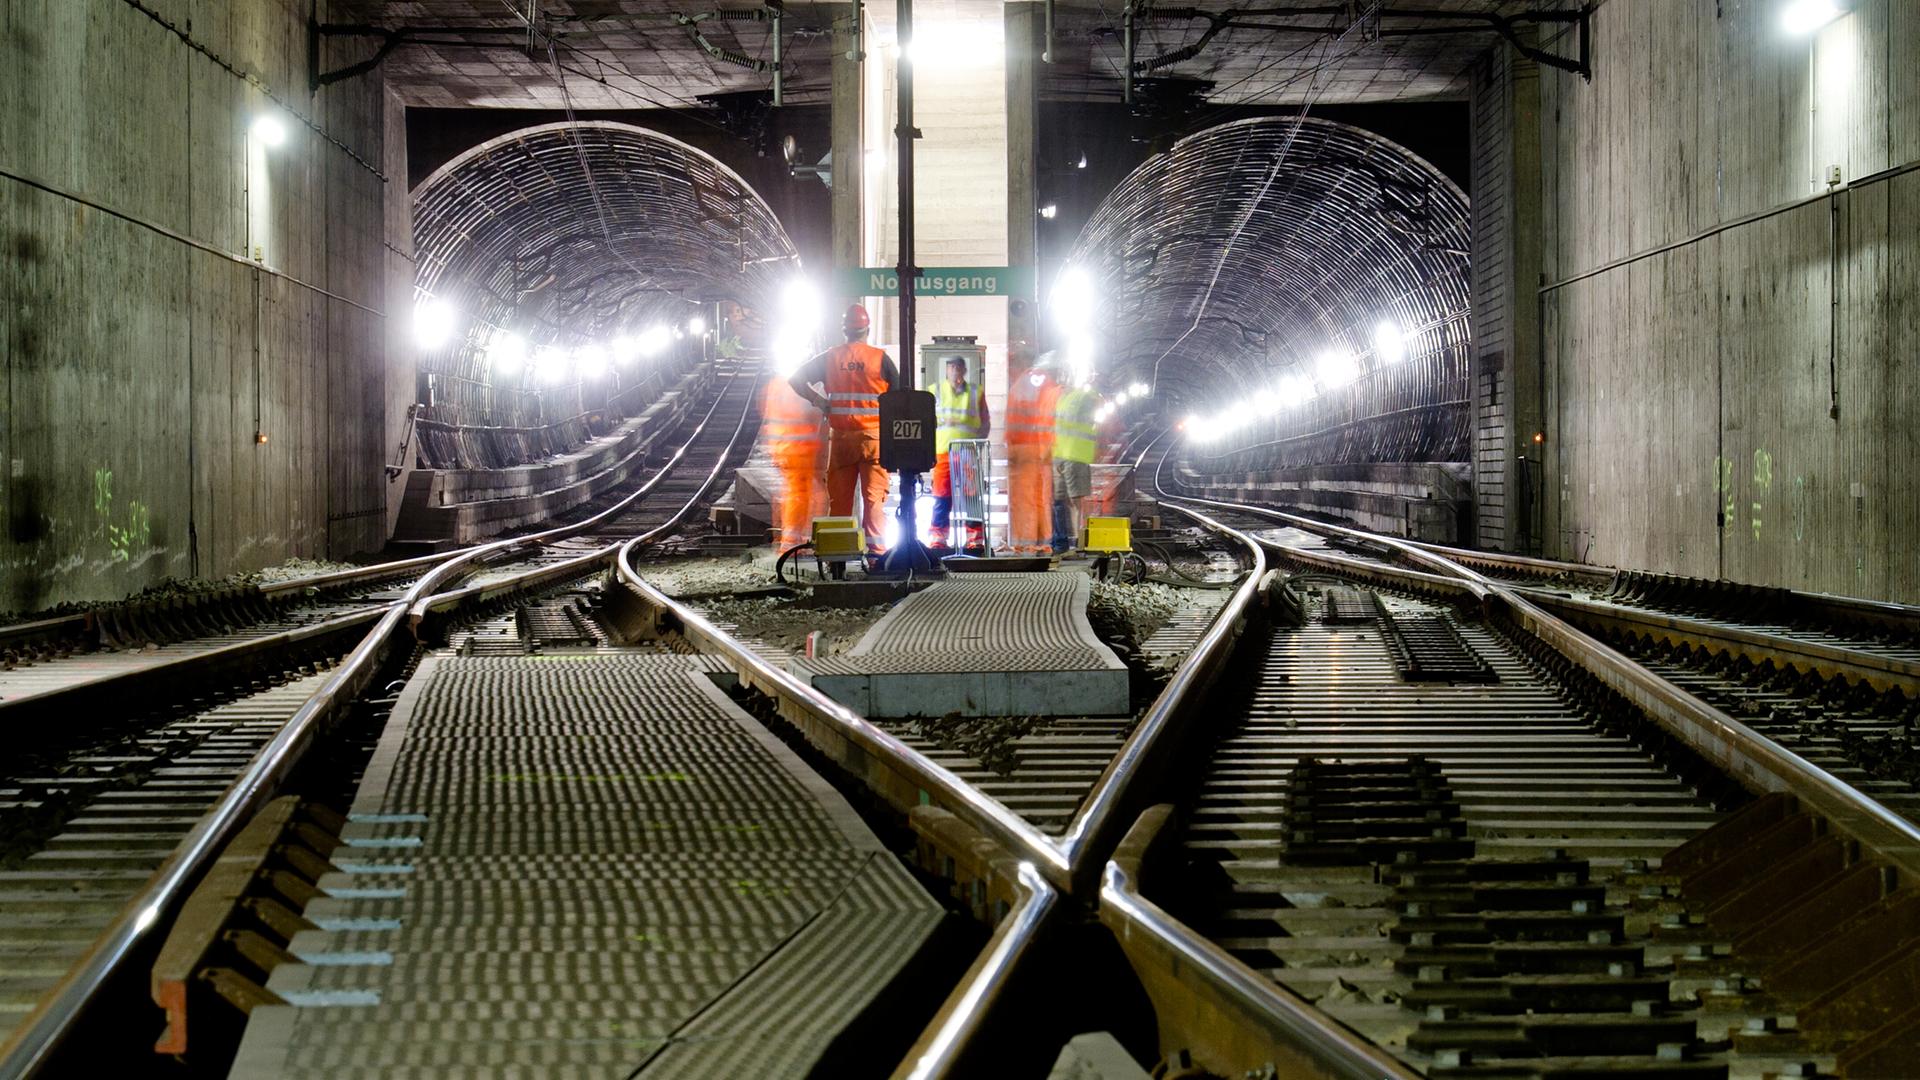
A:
[409, 120, 799, 460]
[1062, 116, 1472, 477]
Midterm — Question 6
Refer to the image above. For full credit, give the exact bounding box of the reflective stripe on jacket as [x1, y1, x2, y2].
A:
[1006, 370, 1057, 447]
[1053, 387, 1098, 464]
[824, 342, 889, 433]
[934, 380, 986, 453]
[763, 378, 823, 448]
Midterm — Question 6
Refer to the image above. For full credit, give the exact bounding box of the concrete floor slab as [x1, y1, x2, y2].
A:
[790, 572, 1130, 718]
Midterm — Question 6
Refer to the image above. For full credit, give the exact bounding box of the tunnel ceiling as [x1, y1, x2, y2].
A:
[1043, 0, 1535, 104]
[339, 1, 1531, 109]
[1068, 115, 1471, 463]
[412, 120, 797, 376]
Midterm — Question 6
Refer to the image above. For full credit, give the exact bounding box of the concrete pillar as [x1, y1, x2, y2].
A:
[831, 3, 864, 269]
[1510, 53, 1543, 556]
[383, 88, 417, 541]
[1467, 43, 1543, 553]
[1005, 2, 1040, 374]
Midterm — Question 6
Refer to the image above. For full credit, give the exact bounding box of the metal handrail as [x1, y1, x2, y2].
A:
[0, 359, 756, 1078]
[891, 862, 1057, 1080]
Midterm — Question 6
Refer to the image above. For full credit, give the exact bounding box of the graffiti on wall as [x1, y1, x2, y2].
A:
[91, 467, 151, 564]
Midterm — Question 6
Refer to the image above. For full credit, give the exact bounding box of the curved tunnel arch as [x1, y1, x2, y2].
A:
[411, 121, 799, 417]
[1067, 116, 1472, 466]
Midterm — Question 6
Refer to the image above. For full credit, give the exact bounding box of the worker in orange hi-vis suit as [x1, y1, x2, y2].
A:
[1004, 356, 1058, 554]
[762, 375, 825, 549]
[786, 304, 899, 553]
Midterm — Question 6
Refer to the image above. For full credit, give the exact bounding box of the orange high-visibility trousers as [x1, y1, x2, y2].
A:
[1006, 444, 1054, 554]
[773, 443, 825, 549]
[929, 451, 984, 548]
[827, 431, 889, 551]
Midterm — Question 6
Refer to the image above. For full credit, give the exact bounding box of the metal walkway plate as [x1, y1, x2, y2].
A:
[228, 652, 943, 1079]
[790, 572, 1130, 718]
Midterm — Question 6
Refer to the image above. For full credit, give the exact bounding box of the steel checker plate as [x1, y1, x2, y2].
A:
[228, 652, 941, 1079]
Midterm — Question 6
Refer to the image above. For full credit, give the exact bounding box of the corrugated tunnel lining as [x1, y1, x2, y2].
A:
[1071, 116, 1472, 465]
[410, 120, 797, 384]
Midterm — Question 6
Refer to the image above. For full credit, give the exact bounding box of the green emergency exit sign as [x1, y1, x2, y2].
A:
[837, 266, 1034, 298]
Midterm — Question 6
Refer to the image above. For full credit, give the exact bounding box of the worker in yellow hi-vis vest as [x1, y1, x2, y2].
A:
[929, 355, 990, 550]
[1051, 372, 1099, 553]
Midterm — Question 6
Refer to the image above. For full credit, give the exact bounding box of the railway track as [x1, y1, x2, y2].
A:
[0, 357, 728, 710]
[1145, 584, 1751, 1076]
[8, 407, 1920, 1077]
[1078, 453, 1920, 1078]
[1166, 482, 1920, 817]
[0, 355, 759, 1075]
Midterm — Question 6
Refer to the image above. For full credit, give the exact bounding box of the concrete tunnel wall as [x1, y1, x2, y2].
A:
[1535, 0, 1920, 602]
[0, 0, 410, 612]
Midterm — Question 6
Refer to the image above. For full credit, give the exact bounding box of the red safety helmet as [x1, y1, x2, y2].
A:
[842, 303, 871, 333]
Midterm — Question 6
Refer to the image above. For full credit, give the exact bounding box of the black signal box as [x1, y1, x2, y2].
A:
[878, 389, 937, 473]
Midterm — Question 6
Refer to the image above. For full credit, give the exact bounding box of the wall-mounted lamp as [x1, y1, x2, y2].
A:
[1781, 0, 1844, 35]
[250, 114, 288, 148]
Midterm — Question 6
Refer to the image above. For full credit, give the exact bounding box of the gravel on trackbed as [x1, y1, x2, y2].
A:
[689, 595, 893, 658]
[633, 553, 784, 596]
[632, 553, 895, 658]
[1087, 578, 1190, 645]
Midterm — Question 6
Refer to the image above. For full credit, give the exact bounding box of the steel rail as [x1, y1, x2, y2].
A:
[1175, 480, 1920, 689]
[593, 435, 1268, 1073]
[1100, 862, 1421, 1080]
[0, 601, 416, 1078]
[1153, 446, 1495, 595]
[0, 611, 89, 649]
[1524, 588, 1920, 695]
[1027, 439, 1440, 1078]
[0, 605, 387, 727]
[1401, 536, 1920, 637]
[1150, 459, 1920, 880]
[891, 862, 1058, 1080]
[0, 551, 453, 657]
[1113, 441, 1920, 1077]
[0, 360, 755, 1078]
[402, 360, 755, 626]
[608, 561, 1073, 878]
[1051, 497, 1267, 892]
[0, 348, 714, 664]
[609, 470, 1269, 894]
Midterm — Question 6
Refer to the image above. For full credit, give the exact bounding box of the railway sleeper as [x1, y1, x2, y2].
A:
[147, 796, 346, 1063]
[1649, 792, 1920, 1075]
